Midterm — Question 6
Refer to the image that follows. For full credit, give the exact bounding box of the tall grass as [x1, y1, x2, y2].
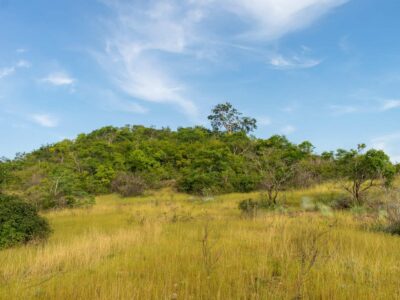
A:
[1, 187, 400, 299]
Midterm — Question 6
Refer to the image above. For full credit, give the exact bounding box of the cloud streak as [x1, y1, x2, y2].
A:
[381, 99, 400, 111]
[268, 54, 321, 70]
[0, 60, 31, 79]
[225, 0, 349, 40]
[41, 72, 75, 86]
[97, 0, 348, 118]
[31, 114, 59, 128]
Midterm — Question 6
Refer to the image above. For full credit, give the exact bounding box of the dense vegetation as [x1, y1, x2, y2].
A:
[0, 103, 397, 210]
[0, 195, 50, 249]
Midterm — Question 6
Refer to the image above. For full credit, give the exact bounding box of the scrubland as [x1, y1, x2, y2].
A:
[1, 185, 400, 300]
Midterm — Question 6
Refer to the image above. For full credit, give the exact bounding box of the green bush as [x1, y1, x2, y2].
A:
[0, 195, 51, 249]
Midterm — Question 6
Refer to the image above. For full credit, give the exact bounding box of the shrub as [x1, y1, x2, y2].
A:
[111, 172, 146, 197]
[238, 194, 281, 216]
[0, 195, 51, 249]
[383, 191, 400, 235]
[330, 196, 352, 210]
[238, 198, 258, 215]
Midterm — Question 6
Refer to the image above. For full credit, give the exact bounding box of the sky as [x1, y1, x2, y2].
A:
[0, 0, 400, 161]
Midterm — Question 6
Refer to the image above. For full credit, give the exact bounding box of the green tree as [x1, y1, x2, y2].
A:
[208, 102, 257, 134]
[251, 148, 298, 204]
[0, 159, 9, 193]
[336, 144, 396, 205]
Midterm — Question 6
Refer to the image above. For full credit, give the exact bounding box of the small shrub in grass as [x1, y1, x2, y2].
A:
[111, 172, 147, 197]
[238, 199, 258, 215]
[238, 196, 279, 216]
[383, 192, 400, 235]
[331, 196, 352, 210]
[0, 195, 51, 249]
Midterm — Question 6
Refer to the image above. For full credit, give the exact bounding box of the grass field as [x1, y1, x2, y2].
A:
[1, 186, 400, 299]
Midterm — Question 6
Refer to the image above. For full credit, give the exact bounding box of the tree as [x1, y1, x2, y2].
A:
[336, 144, 396, 205]
[251, 148, 297, 204]
[0, 158, 10, 194]
[208, 102, 257, 134]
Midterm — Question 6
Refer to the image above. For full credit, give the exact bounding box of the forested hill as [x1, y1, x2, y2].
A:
[0, 103, 397, 210]
[0, 125, 326, 206]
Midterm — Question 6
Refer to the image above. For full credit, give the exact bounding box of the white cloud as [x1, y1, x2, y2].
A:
[381, 99, 400, 111]
[281, 125, 296, 135]
[268, 54, 321, 69]
[97, 1, 202, 118]
[371, 133, 400, 163]
[31, 114, 59, 128]
[16, 48, 27, 54]
[41, 72, 75, 86]
[97, 0, 347, 118]
[16, 60, 31, 68]
[224, 0, 349, 40]
[0, 60, 31, 79]
[0, 67, 15, 79]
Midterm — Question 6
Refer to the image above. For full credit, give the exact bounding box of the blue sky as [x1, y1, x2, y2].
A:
[1, 0, 399, 161]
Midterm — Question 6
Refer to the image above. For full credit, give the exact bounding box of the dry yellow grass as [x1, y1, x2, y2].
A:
[1, 187, 400, 299]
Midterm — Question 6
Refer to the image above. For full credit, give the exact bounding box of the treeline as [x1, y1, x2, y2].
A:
[0, 103, 398, 210]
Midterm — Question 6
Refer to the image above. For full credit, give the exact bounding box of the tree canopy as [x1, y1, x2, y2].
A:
[207, 102, 257, 134]
[0, 104, 397, 209]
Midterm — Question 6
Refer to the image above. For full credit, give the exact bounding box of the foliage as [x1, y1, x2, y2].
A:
[335, 144, 396, 205]
[0, 195, 50, 249]
[0, 158, 11, 193]
[250, 136, 304, 204]
[238, 198, 259, 215]
[111, 172, 146, 197]
[207, 102, 257, 134]
[382, 190, 400, 235]
[2, 104, 395, 210]
[238, 195, 278, 215]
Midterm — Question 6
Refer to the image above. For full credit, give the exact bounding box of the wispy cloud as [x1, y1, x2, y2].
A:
[96, 0, 348, 118]
[268, 54, 321, 70]
[225, 0, 349, 40]
[381, 99, 400, 111]
[31, 114, 59, 128]
[0, 60, 31, 79]
[41, 72, 75, 86]
[0, 67, 15, 79]
[97, 1, 200, 118]
[329, 98, 400, 115]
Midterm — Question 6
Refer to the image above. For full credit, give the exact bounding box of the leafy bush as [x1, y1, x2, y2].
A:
[383, 191, 400, 235]
[238, 196, 277, 216]
[111, 172, 146, 197]
[0, 195, 51, 249]
[238, 199, 258, 215]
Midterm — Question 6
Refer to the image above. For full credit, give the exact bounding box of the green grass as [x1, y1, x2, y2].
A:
[1, 187, 400, 299]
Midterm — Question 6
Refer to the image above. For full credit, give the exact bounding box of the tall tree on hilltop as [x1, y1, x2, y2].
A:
[208, 102, 257, 134]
